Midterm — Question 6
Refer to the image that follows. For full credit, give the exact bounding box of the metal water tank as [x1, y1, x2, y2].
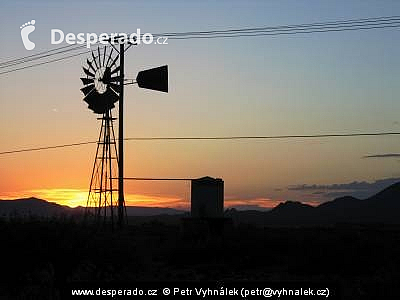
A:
[191, 176, 224, 218]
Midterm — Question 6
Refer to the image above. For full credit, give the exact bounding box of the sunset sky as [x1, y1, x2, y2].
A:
[1, 0, 400, 209]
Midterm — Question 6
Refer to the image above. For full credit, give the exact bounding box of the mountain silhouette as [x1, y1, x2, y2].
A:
[125, 206, 184, 216]
[1, 182, 399, 224]
[0, 197, 184, 218]
[270, 200, 314, 214]
[0, 197, 76, 217]
[228, 182, 400, 226]
[267, 201, 315, 225]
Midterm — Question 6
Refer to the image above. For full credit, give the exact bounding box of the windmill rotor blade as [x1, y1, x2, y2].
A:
[87, 59, 96, 73]
[106, 48, 114, 67]
[87, 102, 97, 112]
[109, 54, 119, 69]
[106, 75, 122, 83]
[88, 102, 115, 114]
[110, 66, 120, 75]
[101, 67, 112, 84]
[83, 67, 95, 78]
[112, 89, 119, 98]
[83, 91, 97, 105]
[104, 88, 119, 102]
[84, 88, 118, 114]
[136, 65, 168, 93]
[81, 48, 122, 115]
[81, 77, 94, 85]
[92, 51, 98, 69]
[80, 84, 95, 96]
[84, 92, 103, 113]
[109, 82, 121, 94]
[106, 87, 119, 99]
[98, 46, 102, 68]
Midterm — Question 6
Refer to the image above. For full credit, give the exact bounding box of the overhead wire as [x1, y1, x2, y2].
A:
[0, 44, 87, 69]
[1, 132, 400, 156]
[0, 49, 95, 75]
[153, 15, 400, 36]
[0, 16, 399, 75]
[0, 43, 83, 67]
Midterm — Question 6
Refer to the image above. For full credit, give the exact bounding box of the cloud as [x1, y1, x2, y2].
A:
[362, 153, 400, 158]
[288, 177, 400, 200]
[363, 153, 400, 158]
[311, 191, 325, 195]
[288, 178, 400, 191]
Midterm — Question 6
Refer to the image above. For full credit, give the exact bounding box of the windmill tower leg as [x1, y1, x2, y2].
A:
[85, 110, 120, 228]
[118, 43, 125, 228]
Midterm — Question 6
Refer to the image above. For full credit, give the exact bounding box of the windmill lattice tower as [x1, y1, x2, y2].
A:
[80, 40, 168, 228]
[80, 46, 124, 227]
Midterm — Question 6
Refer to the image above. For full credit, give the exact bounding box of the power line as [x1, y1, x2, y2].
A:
[0, 141, 96, 155]
[0, 16, 399, 75]
[154, 15, 400, 36]
[1, 132, 400, 156]
[165, 23, 400, 40]
[0, 43, 83, 67]
[157, 19, 400, 38]
[0, 44, 86, 69]
[124, 132, 400, 140]
[116, 178, 193, 181]
[0, 49, 96, 75]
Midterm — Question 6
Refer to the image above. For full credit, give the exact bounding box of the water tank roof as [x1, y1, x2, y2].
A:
[192, 176, 223, 183]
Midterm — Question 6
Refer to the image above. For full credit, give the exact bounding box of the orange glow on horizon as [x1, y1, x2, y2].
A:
[224, 198, 283, 209]
[0, 188, 189, 209]
[0, 188, 321, 210]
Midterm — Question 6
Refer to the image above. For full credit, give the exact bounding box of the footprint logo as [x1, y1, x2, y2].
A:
[20, 20, 36, 50]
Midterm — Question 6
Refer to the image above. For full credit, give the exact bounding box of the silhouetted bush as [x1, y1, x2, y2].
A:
[0, 219, 399, 299]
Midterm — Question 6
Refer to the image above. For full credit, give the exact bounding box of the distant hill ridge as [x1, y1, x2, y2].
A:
[227, 182, 400, 225]
[1, 182, 399, 224]
[262, 182, 400, 225]
[0, 197, 184, 217]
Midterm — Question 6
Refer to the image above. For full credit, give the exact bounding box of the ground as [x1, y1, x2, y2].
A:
[0, 217, 399, 299]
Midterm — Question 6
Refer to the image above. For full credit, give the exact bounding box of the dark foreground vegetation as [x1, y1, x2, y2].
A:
[0, 217, 399, 299]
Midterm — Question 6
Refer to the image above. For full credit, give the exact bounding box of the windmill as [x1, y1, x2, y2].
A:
[80, 40, 168, 228]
